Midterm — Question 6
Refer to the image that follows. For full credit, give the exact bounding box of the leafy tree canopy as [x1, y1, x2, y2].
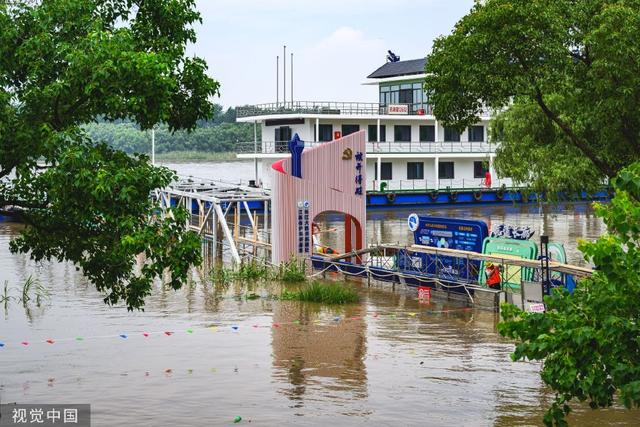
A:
[0, 0, 220, 309]
[424, 0, 640, 193]
[499, 162, 640, 426]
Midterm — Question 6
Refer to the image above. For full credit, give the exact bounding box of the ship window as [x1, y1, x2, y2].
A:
[379, 92, 390, 105]
[368, 124, 386, 142]
[444, 127, 460, 142]
[374, 162, 393, 180]
[275, 126, 292, 142]
[468, 125, 484, 142]
[474, 161, 489, 178]
[316, 124, 333, 142]
[407, 162, 424, 180]
[394, 125, 411, 142]
[413, 89, 423, 104]
[438, 162, 455, 179]
[419, 125, 435, 142]
[399, 89, 413, 104]
[341, 124, 360, 136]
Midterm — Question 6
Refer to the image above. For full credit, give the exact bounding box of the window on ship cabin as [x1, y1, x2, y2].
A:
[438, 162, 455, 179]
[342, 124, 360, 136]
[407, 162, 424, 180]
[316, 124, 333, 142]
[474, 161, 489, 178]
[468, 125, 485, 142]
[419, 125, 435, 142]
[444, 127, 460, 142]
[394, 125, 411, 142]
[368, 124, 387, 142]
[374, 162, 393, 180]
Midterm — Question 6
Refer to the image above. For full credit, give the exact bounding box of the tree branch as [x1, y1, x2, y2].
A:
[533, 88, 617, 178]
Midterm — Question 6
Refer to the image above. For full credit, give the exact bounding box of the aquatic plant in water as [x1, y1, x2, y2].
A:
[20, 276, 50, 307]
[276, 258, 307, 283]
[280, 282, 359, 304]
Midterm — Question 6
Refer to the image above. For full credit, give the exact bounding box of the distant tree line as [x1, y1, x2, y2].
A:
[84, 105, 259, 155]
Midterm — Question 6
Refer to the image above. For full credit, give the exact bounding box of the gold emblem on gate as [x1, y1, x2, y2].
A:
[342, 148, 353, 160]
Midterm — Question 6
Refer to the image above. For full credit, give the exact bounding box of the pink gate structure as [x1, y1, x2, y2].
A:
[271, 131, 367, 265]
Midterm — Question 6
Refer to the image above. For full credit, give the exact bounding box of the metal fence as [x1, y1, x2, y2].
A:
[237, 101, 436, 118]
[237, 101, 493, 118]
[366, 178, 514, 191]
[234, 140, 497, 155]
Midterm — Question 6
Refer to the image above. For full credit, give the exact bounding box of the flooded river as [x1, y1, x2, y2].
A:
[0, 161, 636, 426]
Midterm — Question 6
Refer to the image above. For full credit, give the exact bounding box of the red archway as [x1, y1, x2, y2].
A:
[312, 211, 363, 264]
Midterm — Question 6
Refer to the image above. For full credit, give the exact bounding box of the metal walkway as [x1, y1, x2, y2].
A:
[155, 175, 272, 264]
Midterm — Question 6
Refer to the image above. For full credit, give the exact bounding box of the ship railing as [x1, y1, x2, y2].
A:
[237, 101, 382, 117]
[233, 140, 497, 154]
[238, 101, 494, 118]
[367, 178, 514, 192]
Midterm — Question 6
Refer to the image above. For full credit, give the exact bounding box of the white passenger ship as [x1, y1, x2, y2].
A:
[236, 56, 512, 193]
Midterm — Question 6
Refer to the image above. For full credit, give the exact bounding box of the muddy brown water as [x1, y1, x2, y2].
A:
[0, 162, 637, 426]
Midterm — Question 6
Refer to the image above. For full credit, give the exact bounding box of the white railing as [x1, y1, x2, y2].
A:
[366, 178, 514, 191]
[234, 140, 497, 155]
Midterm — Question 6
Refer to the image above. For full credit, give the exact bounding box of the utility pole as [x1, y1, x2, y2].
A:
[151, 127, 155, 165]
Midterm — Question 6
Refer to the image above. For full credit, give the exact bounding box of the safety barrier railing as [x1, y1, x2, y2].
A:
[233, 140, 497, 155]
[237, 101, 427, 118]
[367, 178, 514, 192]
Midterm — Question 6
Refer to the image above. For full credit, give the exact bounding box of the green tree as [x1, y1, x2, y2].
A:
[499, 162, 640, 426]
[0, 0, 220, 309]
[424, 0, 640, 194]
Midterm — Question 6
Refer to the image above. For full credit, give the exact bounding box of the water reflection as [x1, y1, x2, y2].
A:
[271, 300, 368, 407]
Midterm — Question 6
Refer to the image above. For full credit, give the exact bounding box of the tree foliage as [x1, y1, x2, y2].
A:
[499, 161, 640, 426]
[424, 0, 640, 193]
[0, 0, 220, 309]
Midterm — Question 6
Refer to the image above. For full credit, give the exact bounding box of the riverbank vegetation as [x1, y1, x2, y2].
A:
[84, 105, 259, 158]
[424, 1, 640, 424]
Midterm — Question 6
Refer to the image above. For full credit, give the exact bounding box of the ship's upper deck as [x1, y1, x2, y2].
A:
[237, 57, 491, 122]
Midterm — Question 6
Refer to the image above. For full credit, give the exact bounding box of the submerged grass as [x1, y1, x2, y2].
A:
[282, 282, 359, 305]
[210, 258, 308, 285]
[276, 258, 307, 283]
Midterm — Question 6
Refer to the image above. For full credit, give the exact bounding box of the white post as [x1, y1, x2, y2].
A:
[253, 121, 258, 184]
[434, 156, 439, 190]
[315, 118, 319, 142]
[151, 128, 155, 165]
[376, 156, 382, 192]
[434, 120, 439, 142]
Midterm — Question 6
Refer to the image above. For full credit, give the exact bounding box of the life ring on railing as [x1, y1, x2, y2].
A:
[448, 191, 458, 202]
[386, 192, 397, 203]
[473, 190, 483, 202]
[429, 190, 439, 201]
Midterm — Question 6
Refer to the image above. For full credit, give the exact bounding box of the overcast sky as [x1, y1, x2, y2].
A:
[191, 0, 475, 108]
